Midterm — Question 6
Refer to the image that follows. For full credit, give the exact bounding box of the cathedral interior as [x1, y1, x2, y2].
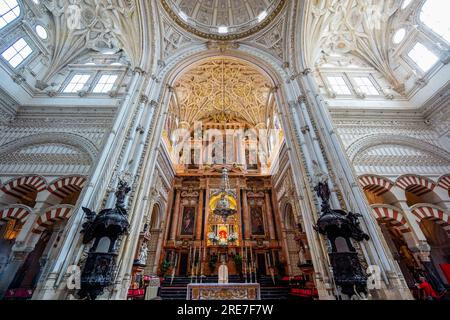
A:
[0, 0, 449, 301]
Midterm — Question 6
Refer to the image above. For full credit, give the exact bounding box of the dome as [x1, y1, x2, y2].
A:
[161, 0, 286, 40]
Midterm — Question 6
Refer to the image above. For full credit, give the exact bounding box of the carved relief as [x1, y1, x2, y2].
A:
[168, 58, 274, 126]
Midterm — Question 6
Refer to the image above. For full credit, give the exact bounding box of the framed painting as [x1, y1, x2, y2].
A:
[180, 206, 196, 236]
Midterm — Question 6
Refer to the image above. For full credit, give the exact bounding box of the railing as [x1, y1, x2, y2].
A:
[3, 288, 34, 299]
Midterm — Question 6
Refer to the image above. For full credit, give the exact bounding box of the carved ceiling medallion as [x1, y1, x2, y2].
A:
[160, 0, 287, 40]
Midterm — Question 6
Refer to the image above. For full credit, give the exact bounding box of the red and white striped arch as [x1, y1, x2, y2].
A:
[32, 205, 74, 234]
[1, 175, 47, 199]
[438, 174, 450, 196]
[411, 205, 450, 238]
[371, 205, 411, 234]
[0, 205, 32, 225]
[47, 176, 87, 199]
[359, 175, 394, 196]
[396, 175, 436, 197]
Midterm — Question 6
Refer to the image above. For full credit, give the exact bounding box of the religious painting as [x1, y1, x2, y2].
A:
[180, 207, 196, 236]
[250, 206, 265, 236]
[218, 225, 228, 246]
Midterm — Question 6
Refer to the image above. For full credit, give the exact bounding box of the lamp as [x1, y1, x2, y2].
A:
[213, 168, 236, 223]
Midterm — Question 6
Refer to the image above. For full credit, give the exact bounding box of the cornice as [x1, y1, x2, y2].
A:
[15, 105, 117, 119]
[420, 81, 450, 120]
[0, 85, 19, 119]
[329, 108, 425, 122]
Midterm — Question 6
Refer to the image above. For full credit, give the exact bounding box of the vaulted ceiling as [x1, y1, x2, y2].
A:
[168, 57, 276, 126]
[304, 0, 405, 93]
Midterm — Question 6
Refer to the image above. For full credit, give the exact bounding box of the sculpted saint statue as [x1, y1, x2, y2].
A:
[137, 242, 148, 265]
[312, 161, 331, 205]
[218, 261, 229, 284]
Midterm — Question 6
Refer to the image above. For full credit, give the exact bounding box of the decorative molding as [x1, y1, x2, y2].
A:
[358, 174, 394, 196]
[159, 0, 287, 41]
[371, 204, 412, 234]
[410, 204, 450, 238]
[0, 204, 33, 224]
[347, 134, 450, 163]
[32, 204, 75, 234]
[0, 132, 99, 162]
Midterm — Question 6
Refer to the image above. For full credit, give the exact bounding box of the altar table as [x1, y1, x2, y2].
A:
[186, 283, 261, 300]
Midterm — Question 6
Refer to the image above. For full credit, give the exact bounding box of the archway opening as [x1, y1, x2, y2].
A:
[420, 219, 450, 286]
[154, 55, 316, 298]
[377, 221, 420, 289]
[365, 189, 398, 206]
[405, 189, 442, 207]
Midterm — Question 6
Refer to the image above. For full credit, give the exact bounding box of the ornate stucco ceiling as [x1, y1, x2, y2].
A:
[304, 0, 404, 92]
[169, 57, 276, 126]
[161, 0, 286, 40]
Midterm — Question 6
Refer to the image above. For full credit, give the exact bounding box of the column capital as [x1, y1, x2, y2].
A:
[301, 68, 313, 76]
[288, 100, 298, 108]
[150, 100, 159, 108]
[298, 95, 308, 104]
[132, 67, 146, 76]
[140, 94, 149, 104]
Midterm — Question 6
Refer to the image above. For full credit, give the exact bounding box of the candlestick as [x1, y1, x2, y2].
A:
[243, 246, 247, 283]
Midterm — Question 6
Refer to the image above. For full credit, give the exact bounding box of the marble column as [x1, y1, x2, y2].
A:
[264, 190, 276, 241]
[203, 180, 210, 242]
[170, 189, 181, 242]
[32, 68, 148, 300]
[296, 71, 412, 299]
[196, 189, 204, 241]
[242, 189, 250, 240]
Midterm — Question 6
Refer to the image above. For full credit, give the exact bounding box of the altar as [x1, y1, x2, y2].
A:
[186, 283, 261, 300]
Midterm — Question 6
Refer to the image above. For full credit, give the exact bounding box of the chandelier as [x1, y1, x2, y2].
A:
[214, 168, 237, 222]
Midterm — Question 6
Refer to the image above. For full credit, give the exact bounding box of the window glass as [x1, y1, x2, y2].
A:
[63, 74, 91, 93]
[0, 0, 21, 30]
[327, 76, 352, 95]
[1, 38, 32, 68]
[420, 0, 450, 43]
[408, 43, 439, 72]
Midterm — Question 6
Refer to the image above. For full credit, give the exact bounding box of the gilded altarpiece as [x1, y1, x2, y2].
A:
[207, 189, 240, 247]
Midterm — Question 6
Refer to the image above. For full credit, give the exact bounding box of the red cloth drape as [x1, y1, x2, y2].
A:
[440, 264, 450, 284]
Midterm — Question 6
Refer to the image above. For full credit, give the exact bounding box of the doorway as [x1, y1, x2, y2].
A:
[257, 253, 267, 276]
[178, 253, 189, 276]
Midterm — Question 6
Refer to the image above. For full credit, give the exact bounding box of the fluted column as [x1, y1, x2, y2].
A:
[290, 100, 340, 208]
[296, 71, 412, 299]
[32, 68, 148, 300]
[104, 95, 149, 208]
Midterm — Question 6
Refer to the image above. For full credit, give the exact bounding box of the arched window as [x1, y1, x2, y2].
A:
[420, 0, 450, 43]
[0, 0, 21, 30]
